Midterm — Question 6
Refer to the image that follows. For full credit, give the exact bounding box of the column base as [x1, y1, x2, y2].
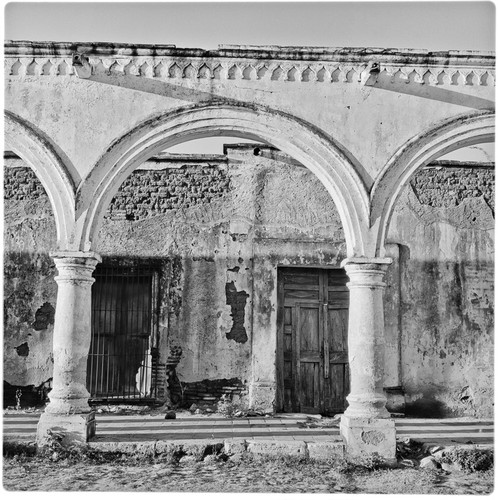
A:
[36, 411, 96, 447]
[249, 381, 275, 413]
[340, 415, 396, 461]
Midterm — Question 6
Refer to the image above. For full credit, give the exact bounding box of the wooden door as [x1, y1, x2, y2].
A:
[277, 268, 349, 415]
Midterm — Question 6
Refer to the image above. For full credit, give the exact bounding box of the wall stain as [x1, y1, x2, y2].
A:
[32, 302, 55, 331]
[15, 342, 29, 357]
[225, 281, 249, 343]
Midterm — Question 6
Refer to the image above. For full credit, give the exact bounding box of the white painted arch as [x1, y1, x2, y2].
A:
[370, 111, 495, 257]
[76, 102, 371, 256]
[4, 111, 76, 249]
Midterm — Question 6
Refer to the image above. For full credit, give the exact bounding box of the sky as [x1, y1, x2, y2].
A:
[5, 1, 495, 51]
[4, 1, 496, 157]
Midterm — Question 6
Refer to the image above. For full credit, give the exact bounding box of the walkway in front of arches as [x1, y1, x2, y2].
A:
[3, 412, 493, 450]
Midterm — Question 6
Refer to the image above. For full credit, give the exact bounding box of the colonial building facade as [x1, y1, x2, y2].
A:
[4, 41, 495, 459]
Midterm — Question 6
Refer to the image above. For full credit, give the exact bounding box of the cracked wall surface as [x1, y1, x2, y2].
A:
[3, 149, 494, 416]
[388, 164, 494, 418]
[4, 156, 57, 404]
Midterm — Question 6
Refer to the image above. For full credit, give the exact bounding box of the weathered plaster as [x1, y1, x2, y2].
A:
[5, 41, 494, 258]
[388, 166, 494, 417]
[4, 148, 494, 419]
[4, 162, 57, 390]
[5, 43, 494, 183]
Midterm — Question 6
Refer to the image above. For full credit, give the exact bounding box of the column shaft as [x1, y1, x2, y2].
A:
[343, 258, 391, 418]
[340, 257, 396, 460]
[36, 251, 101, 445]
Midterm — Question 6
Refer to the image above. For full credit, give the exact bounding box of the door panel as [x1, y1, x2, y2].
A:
[299, 305, 320, 352]
[297, 303, 322, 413]
[300, 362, 321, 413]
[277, 268, 350, 415]
[325, 308, 349, 413]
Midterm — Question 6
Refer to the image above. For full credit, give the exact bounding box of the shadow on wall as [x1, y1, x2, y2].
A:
[397, 251, 494, 419]
[404, 398, 452, 418]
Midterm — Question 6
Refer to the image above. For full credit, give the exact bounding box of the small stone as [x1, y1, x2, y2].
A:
[194, 409, 202, 415]
[179, 455, 198, 464]
[400, 458, 417, 467]
[430, 446, 443, 455]
[164, 410, 176, 419]
[203, 454, 217, 463]
[189, 404, 198, 412]
[420, 456, 439, 469]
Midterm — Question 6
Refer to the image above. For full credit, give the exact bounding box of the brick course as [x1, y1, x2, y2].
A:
[4, 167, 48, 201]
[5, 162, 493, 218]
[411, 166, 494, 212]
[106, 166, 231, 220]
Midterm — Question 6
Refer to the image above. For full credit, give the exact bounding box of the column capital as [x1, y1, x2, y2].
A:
[341, 258, 392, 288]
[341, 257, 392, 269]
[50, 251, 101, 284]
[50, 250, 102, 263]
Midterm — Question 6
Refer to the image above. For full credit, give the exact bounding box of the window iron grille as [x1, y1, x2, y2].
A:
[87, 262, 160, 403]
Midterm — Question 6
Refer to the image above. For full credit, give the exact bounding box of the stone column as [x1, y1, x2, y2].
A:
[36, 251, 101, 446]
[339, 257, 396, 461]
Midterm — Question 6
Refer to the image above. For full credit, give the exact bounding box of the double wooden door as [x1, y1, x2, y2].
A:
[277, 268, 350, 415]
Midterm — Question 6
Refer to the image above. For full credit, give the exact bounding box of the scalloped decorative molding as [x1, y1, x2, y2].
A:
[5, 56, 495, 86]
[4, 42, 496, 86]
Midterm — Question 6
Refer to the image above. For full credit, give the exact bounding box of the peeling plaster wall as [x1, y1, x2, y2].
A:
[4, 151, 494, 416]
[3, 157, 57, 406]
[388, 165, 494, 417]
[96, 146, 347, 409]
[97, 155, 256, 405]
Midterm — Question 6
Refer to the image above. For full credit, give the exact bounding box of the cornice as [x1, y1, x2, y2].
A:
[5, 40, 495, 86]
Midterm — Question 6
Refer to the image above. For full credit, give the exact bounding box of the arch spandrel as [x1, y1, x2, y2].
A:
[4, 111, 77, 249]
[370, 111, 495, 257]
[5, 43, 495, 257]
[5, 44, 495, 187]
[75, 103, 370, 257]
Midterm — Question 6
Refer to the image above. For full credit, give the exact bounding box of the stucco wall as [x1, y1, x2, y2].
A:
[3, 149, 494, 416]
[4, 155, 57, 405]
[388, 164, 494, 417]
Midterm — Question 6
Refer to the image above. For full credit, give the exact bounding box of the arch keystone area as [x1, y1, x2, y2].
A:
[370, 111, 495, 256]
[4, 111, 77, 248]
[76, 102, 371, 256]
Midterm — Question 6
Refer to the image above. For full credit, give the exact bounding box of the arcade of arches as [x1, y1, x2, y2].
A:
[4, 41, 495, 459]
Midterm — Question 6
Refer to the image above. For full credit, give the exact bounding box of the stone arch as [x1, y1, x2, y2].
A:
[76, 102, 370, 256]
[370, 111, 495, 256]
[4, 111, 76, 248]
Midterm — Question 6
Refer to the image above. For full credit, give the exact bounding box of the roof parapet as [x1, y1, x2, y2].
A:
[4, 40, 495, 67]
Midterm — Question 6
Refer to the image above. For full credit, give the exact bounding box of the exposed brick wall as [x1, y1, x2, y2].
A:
[4, 167, 48, 201]
[106, 166, 231, 221]
[411, 166, 494, 212]
[6, 163, 493, 220]
[169, 377, 248, 408]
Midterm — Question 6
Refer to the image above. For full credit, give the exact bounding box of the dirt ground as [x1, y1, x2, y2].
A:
[3, 454, 494, 494]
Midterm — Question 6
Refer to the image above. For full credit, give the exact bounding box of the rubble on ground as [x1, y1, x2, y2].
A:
[396, 438, 493, 472]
